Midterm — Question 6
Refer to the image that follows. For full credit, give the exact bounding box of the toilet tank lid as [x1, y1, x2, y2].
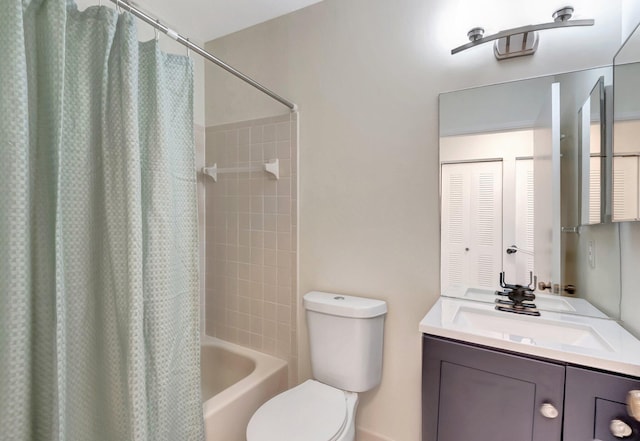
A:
[303, 291, 387, 318]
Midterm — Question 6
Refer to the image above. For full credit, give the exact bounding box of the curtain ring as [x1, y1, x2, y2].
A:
[155, 25, 159, 42]
[115, 0, 121, 13]
[186, 38, 191, 58]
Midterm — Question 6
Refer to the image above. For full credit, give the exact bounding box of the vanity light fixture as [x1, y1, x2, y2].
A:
[451, 6, 594, 60]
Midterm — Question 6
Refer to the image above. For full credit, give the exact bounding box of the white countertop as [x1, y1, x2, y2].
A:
[420, 297, 640, 378]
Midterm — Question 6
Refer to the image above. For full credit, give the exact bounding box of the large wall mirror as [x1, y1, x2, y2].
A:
[439, 66, 618, 320]
[613, 21, 640, 221]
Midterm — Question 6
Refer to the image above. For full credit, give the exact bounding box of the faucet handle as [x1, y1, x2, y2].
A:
[538, 281, 552, 292]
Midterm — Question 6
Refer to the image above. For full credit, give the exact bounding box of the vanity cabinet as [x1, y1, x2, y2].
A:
[422, 335, 640, 441]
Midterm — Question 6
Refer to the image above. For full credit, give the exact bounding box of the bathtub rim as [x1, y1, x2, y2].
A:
[201, 335, 288, 418]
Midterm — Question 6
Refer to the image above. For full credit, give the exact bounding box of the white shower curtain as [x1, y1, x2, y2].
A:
[0, 1, 204, 440]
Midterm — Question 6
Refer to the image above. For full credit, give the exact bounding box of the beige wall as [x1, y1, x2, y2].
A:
[203, 0, 624, 439]
[575, 223, 623, 318]
[623, 0, 640, 41]
[620, 222, 640, 338]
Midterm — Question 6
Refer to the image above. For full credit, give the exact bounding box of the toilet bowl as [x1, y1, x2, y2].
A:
[246, 380, 358, 441]
[246, 291, 387, 441]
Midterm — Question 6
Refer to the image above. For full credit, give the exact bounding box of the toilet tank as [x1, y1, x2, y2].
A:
[303, 291, 387, 393]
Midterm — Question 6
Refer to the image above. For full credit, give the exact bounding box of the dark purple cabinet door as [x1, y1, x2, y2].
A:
[564, 366, 640, 441]
[422, 335, 564, 441]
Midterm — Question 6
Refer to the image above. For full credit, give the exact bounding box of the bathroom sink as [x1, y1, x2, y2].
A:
[451, 305, 613, 352]
[461, 287, 577, 312]
[420, 297, 640, 377]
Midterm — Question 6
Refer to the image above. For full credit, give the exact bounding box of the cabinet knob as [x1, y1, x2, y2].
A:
[610, 419, 632, 438]
[539, 402, 559, 419]
[629, 390, 640, 422]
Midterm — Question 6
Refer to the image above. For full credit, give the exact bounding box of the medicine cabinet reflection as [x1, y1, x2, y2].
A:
[613, 21, 640, 222]
[579, 77, 606, 225]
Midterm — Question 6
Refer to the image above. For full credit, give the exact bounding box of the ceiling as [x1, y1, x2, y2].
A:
[75, 0, 324, 42]
[129, 0, 325, 43]
[75, 0, 620, 49]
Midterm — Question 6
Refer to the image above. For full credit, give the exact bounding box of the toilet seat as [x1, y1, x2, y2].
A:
[246, 380, 348, 441]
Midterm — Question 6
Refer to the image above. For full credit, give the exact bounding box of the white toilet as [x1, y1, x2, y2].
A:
[246, 291, 387, 441]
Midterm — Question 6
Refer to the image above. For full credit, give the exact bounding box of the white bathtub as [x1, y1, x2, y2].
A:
[201, 336, 288, 441]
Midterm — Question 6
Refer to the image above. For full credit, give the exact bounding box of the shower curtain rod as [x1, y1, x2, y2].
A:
[109, 0, 298, 111]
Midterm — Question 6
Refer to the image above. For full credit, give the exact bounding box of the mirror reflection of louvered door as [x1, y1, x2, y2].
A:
[613, 156, 640, 221]
[589, 157, 602, 224]
[441, 161, 503, 291]
[515, 159, 535, 285]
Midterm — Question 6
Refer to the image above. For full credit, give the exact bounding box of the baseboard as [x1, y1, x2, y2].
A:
[356, 427, 396, 441]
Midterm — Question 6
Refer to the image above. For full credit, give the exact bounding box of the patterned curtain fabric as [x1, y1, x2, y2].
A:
[0, 1, 203, 440]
